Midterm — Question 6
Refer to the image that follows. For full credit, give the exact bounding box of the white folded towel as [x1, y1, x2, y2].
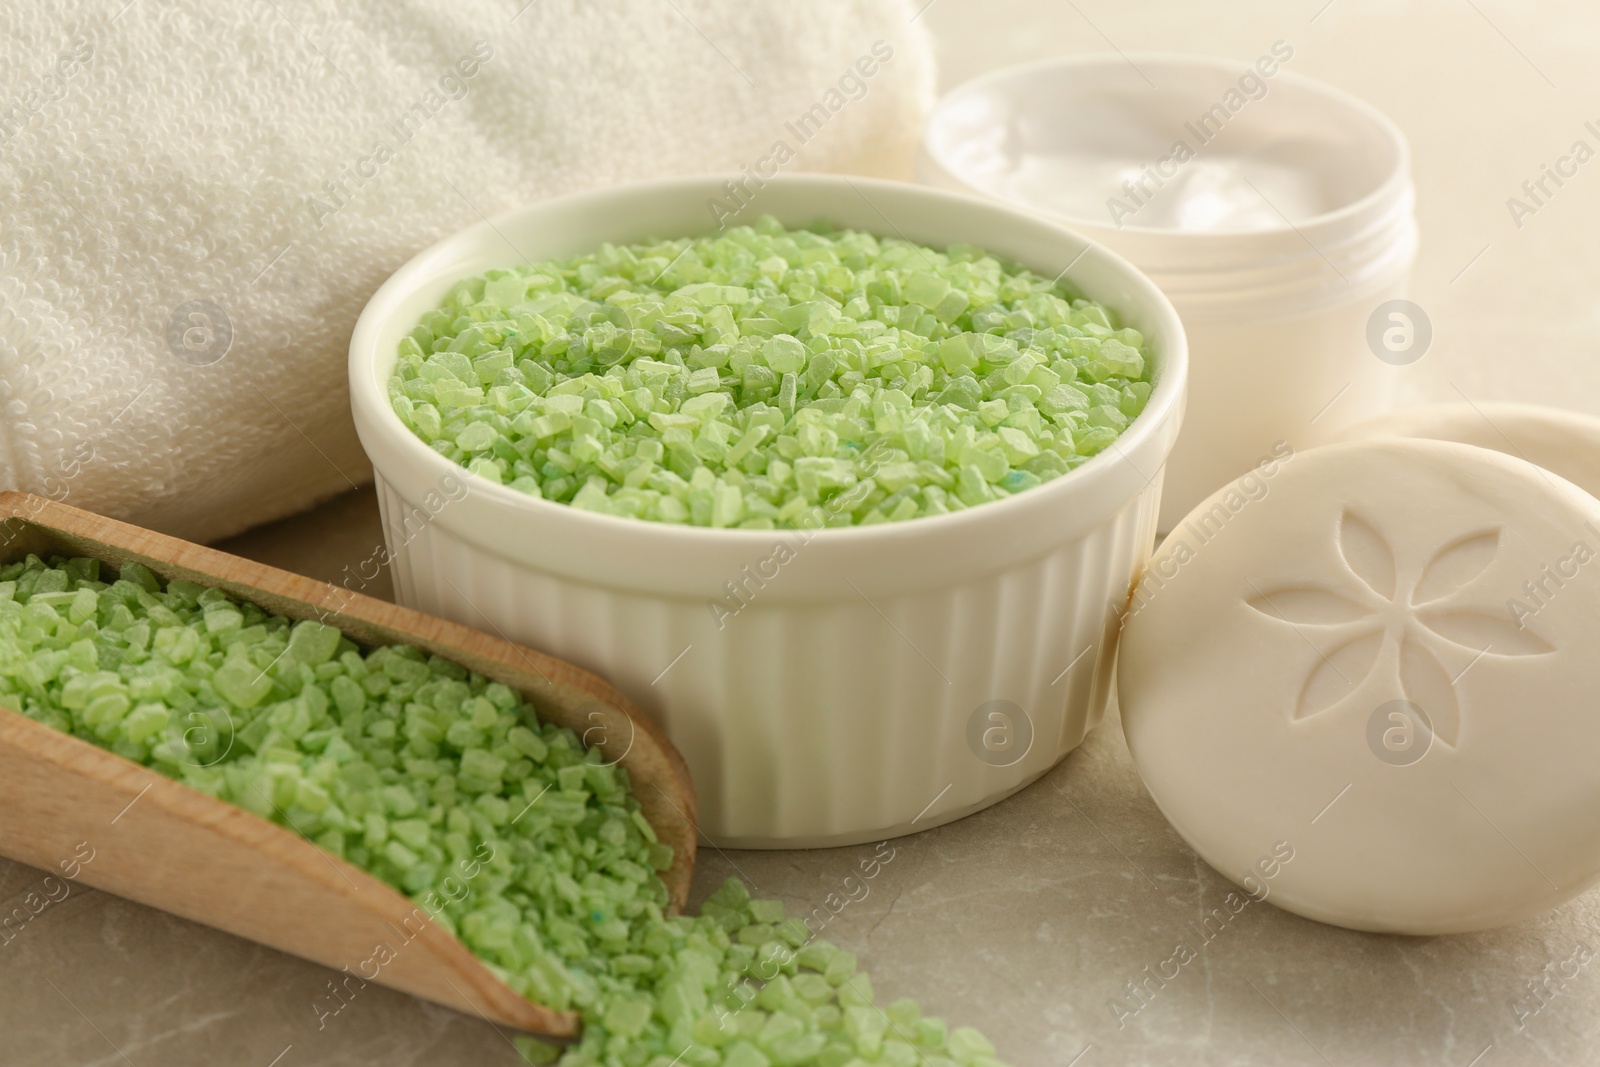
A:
[0, 0, 934, 542]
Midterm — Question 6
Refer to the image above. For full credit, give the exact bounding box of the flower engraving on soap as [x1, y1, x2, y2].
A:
[1244, 510, 1553, 746]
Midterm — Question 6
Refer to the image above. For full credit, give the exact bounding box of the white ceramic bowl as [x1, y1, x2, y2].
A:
[349, 175, 1186, 847]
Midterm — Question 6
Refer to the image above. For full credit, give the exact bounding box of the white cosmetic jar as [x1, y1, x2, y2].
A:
[349, 175, 1186, 846]
[917, 53, 1417, 528]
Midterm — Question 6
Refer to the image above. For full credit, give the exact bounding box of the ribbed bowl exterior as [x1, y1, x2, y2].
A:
[378, 472, 1162, 846]
[351, 175, 1187, 847]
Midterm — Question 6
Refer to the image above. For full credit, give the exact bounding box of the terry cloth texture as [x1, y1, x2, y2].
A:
[0, 0, 935, 542]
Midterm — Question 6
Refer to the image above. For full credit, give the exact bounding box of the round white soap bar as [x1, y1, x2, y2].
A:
[1119, 439, 1600, 934]
[1341, 401, 1600, 501]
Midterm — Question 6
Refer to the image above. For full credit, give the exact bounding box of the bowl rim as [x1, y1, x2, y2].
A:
[348, 173, 1188, 547]
[919, 51, 1414, 243]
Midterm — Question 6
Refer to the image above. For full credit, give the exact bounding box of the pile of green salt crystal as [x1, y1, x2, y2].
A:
[388, 215, 1152, 528]
[0, 554, 1008, 1067]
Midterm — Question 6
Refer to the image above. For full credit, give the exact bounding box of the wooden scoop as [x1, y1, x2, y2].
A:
[0, 492, 697, 1039]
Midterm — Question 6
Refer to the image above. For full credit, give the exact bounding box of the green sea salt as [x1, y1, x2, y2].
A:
[388, 216, 1153, 529]
[0, 555, 1008, 1066]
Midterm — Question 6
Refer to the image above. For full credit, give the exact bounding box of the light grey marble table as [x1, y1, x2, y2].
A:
[9, 0, 1600, 1063]
[6, 488, 1596, 1067]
